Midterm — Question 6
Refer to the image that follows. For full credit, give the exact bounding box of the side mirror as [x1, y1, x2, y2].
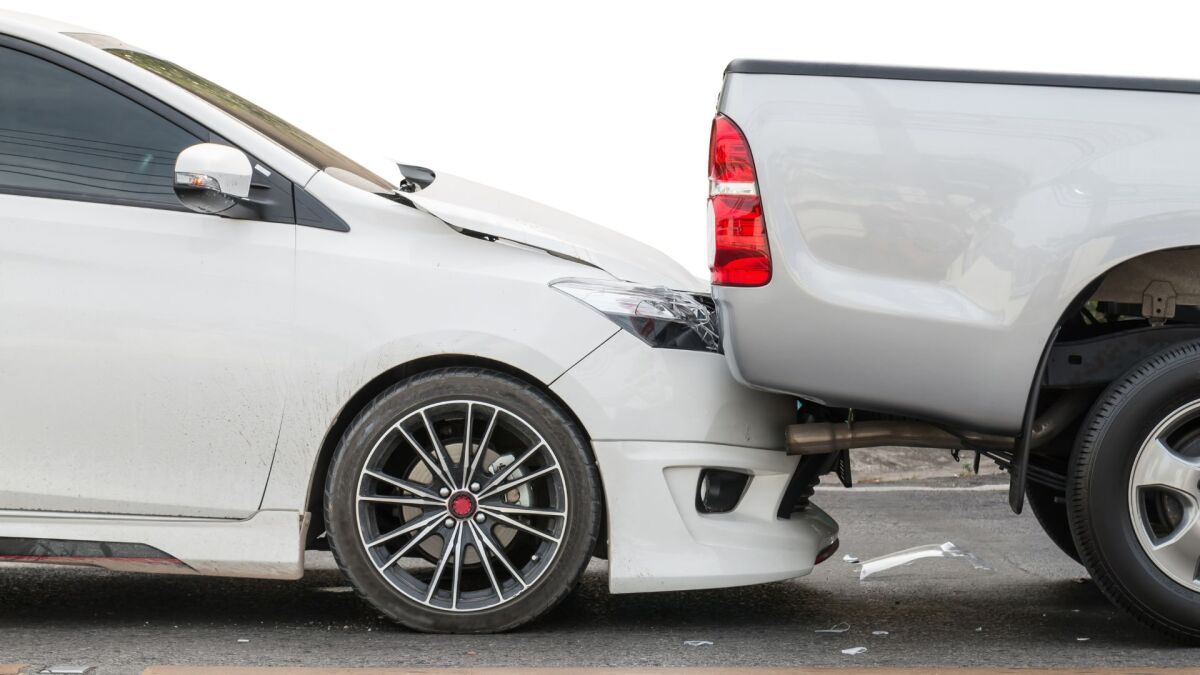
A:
[173, 143, 253, 215]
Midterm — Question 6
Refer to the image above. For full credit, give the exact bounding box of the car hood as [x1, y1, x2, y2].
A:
[403, 171, 704, 292]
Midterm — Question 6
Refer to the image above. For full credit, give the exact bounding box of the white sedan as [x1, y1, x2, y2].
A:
[0, 11, 837, 633]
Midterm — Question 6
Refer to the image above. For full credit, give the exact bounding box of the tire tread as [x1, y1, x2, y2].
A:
[1068, 341, 1200, 643]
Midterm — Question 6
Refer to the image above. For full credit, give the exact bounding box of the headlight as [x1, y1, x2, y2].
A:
[551, 278, 721, 352]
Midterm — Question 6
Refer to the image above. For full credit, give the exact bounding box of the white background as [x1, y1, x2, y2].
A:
[5, 0, 1196, 276]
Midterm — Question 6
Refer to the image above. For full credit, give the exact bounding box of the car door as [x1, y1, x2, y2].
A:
[0, 42, 295, 518]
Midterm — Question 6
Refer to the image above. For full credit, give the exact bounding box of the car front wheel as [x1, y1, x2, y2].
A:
[325, 367, 601, 633]
[1069, 342, 1200, 643]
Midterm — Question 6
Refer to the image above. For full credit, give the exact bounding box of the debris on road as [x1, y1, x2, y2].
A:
[842, 554, 860, 564]
[236, 639, 250, 644]
[1077, 637, 1091, 642]
[872, 630, 889, 636]
[315, 586, 354, 593]
[815, 622, 851, 633]
[841, 646, 868, 655]
[683, 640, 713, 647]
[859, 541, 992, 580]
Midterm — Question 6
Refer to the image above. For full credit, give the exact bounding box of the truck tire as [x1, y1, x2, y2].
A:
[325, 367, 602, 633]
[1068, 342, 1200, 643]
[1026, 481, 1081, 565]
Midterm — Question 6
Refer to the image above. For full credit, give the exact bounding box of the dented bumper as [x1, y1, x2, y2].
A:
[552, 330, 839, 593]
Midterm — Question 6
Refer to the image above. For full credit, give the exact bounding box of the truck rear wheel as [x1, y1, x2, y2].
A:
[1026, 481, 1081, 565]
[1068, 342, 1200, 644]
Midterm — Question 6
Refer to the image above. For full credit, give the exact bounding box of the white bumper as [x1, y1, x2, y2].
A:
[592, 440, 837, 593]
[552, 331, 839, 593]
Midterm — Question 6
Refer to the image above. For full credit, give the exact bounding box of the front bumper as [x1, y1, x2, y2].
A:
[592, 440, 837, 593]
[551, 331, 839, 593]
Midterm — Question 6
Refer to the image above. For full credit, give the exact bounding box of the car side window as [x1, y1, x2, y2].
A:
[0, 45, 201, 208]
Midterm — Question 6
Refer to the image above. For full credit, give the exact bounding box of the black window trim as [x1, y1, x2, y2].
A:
[0, 33, 349, 231]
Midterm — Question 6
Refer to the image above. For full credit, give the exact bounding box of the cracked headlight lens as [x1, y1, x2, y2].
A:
[551, 278, 721, 352]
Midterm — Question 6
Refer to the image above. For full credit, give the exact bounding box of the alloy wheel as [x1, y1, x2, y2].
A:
[355, 400, 568, 612]
[1128, 399, 1200, 592]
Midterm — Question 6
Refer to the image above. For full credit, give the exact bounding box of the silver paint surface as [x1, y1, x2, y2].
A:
[716, 71, 1200, 431]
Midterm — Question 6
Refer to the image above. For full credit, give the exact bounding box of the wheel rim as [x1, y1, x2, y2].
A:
[355, 400, 568, 612]
[1128, 399, 1200, 592]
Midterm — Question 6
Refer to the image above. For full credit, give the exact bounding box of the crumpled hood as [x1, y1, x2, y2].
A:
[404, 172, 704, 292]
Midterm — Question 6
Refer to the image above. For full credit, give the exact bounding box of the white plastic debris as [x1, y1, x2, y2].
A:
[841, 647, 868, 655]
[842, 554, 860, 564]
[237, 638, 250, 643]
[1077, 637, 1091, 642]
[815, 622, 851, 634]
[858, 541, 992, 580]
[683, 640, 713, 647]
[872, 630, 889, 636]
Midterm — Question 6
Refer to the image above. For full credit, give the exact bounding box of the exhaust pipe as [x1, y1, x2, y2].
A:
[786, 421, 1011, 455]
[785, 390, 1091, 456]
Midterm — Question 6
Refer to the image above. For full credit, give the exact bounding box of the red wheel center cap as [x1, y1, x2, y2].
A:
[448, 492, 477, 519]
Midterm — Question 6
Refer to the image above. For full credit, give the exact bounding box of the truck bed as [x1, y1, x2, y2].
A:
[712, 59, 1200, 433]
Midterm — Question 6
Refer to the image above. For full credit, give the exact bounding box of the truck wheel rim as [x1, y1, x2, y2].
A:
[1128, 399, 1200, 592]
[355, 400, 568, 612]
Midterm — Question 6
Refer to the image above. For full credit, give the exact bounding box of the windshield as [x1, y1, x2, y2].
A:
[67, 33, 393, 193]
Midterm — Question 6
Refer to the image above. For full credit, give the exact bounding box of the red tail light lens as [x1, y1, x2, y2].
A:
[709, 114, 755, 183]
[709, 114, 770, 287]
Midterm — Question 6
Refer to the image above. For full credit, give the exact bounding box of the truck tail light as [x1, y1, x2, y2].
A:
[708, 114, 770, 287]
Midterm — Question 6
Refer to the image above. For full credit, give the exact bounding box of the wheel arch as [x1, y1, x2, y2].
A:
[302, 354, 599, 549]
[1023, 243, 1200, 420]
[1041, 245, 1200, 369]
[1012, 246, 1200, 510]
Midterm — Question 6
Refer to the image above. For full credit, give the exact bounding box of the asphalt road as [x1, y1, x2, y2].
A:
[1, 479, 1195, 674]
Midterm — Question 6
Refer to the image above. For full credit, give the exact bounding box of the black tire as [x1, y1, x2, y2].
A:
[1026, 481, 1081, 565]
[325, 367, 601, 633]
[1068, 341, 1200, 644]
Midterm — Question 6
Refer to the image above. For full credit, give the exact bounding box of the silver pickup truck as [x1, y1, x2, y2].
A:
[710, 59, 1200, 642]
